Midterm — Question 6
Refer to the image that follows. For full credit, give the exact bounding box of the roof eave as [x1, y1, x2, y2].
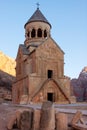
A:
[24, 20, 51, 29]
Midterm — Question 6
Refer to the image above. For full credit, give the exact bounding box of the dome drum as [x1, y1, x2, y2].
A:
[24, 21, 50, 44]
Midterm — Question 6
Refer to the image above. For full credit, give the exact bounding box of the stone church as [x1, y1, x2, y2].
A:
[12, 7, 75, 104]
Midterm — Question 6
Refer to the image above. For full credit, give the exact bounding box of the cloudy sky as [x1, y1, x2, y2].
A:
[0, 0, 87, 78]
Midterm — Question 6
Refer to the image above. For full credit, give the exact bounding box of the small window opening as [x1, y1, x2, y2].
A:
[47, 93, 54, 102]
[38, 28, 42, 37]
[44, 30, 47, 38]
[27, 32, 30, 37]
[31, 29, 35, 38]
[48, 70, 53, 78]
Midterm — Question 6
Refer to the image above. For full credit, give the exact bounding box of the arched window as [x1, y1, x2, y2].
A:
[27, 32, 30, 37]
[44, 30, 47, 38]
[31, 29, 35, 38]
[37, 28, 42, 37]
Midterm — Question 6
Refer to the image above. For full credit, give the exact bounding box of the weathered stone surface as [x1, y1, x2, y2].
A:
[7, 115, 17, 130]
[72, 123, 87, 130]
[32, 109, 41, 130]
[20, 109, 33, 130]
[56, 112, 68, 130]
[71, 111, 87, 130]
[40, 101, 55, 130]
[71, 111, 82, 125]
[16, 109, 24, 129]
[20, 95, 28, 104]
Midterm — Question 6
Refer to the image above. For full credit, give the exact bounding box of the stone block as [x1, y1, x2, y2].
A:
[40, 101, 55, 130]
[16, 109, 24, 129]
[72, 123, 87, 130]
[20, 109, 33, 130]
[7, 115, 17, 130]
[71, 111, 82, 125]
[56, 112, 68, 130]
[32, 109, 41, 130]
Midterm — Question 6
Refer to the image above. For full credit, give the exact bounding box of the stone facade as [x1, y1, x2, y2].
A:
[12, 7, 75, 104]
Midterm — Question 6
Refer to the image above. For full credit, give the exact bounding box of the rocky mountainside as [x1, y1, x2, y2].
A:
[0, 70, 15, 90]
[71, 67, 87, 102]
[0, 51, 16, 76]
[0, 51, 16, 101]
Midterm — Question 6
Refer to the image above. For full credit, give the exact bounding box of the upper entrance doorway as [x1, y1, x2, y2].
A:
[48, 70, 53, 79]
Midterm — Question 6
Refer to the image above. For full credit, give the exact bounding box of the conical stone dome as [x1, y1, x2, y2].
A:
[24, 8, 51, 46]
[24, 8, 51, 28]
